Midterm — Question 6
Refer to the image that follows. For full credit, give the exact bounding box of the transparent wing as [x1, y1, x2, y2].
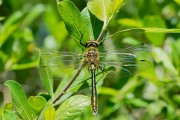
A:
[99, 44, 152, 77]
[36, 49, 108, 93]
[37, 49, 83, 77]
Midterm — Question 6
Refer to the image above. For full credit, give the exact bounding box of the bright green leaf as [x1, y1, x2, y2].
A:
[5, 80, 35, 120]
[44, 104, 55, 120]
[174, 0, 180, 5]
[118, 18, 143, 28]
[28, 96, 47, 112]
[87, 0, 113, 22]
[2, 110, 20, 120]
[0, 108, 3, 120]
[55, 95, 90, 120]
[4, 103, 13, 111]
[87, 0, 124, 23]
[57, 0, 90, 50]
[98, 87, 118, 96]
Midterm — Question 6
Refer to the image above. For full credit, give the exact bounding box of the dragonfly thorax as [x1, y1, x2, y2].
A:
[85, 47, 99, 71]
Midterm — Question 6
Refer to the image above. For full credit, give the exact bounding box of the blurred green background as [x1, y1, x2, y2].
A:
[0, 0, 180, 119]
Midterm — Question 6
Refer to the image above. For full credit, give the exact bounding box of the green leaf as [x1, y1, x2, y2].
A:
[0, 108, 3, 120]
[28, 96, 47, 112]
[22, 4, 45, 26]
[55, 95, 90, 120]
[39, 58, 53, 96]
[4, 103, 13, 111]
[44, 104, 55, 120]
[143, 16, 166, 46]
[11, 60, 39, 70]
[87, 0, 124, 23]
[35, 48, 53, 96]
[105, 28, 180, 40]
[98, 87, 118, 96]
[57, 0, 90, 50]
[2, 110, 20, 120]
[0, 0, 2, 5]
[4, 80, 35, 120]
[173, 94, 180, 105]
[81, 8, 103, 40]
[0, 16, 5, 21]
[152, 47, 178, 76]
[126, 98, 148, 107]
[118, 18, 143, 28]
[174, 0, 180, 5]
[0, 4, 44, 48]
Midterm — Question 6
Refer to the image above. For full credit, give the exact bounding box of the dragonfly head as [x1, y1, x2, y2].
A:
[86, 40, 99, 48]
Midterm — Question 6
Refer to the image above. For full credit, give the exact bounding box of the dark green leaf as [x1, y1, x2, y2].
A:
[57, 0, 90, 50]
[5, 80, 35, 120]
[55, 95, 90, 120]
[81, 7, 103, 40]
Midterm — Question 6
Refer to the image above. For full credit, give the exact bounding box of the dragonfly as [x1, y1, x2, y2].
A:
[38, 38, 151, 115]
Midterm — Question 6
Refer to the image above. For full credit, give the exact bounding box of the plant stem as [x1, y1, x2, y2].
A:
[52, 61, 85, 104]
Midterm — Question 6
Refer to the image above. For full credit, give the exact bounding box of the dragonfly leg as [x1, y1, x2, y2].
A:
[79, 31, 86, 47]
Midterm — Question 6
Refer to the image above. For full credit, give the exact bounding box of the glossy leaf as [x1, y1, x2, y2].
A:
[28, 96, 47, 112]
[55, 95, 90, 120]
[44, 104, 55, 120]
[5, 80, 35, 120]
[57, 0, 90, 50]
